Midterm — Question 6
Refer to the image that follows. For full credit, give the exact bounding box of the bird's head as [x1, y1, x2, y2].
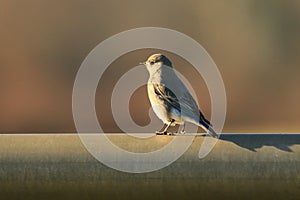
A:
[140, 53, 173, 75]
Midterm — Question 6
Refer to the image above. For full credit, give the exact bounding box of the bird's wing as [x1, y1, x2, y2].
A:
[181, 91, 211, 125]
[153, 83, 198, 115]
[181, 92, 211, 126]
[153, 83, 181, 112]
[153, 83, 211, 125]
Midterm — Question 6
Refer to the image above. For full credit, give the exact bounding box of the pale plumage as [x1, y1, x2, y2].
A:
[141, 53, 217, 137]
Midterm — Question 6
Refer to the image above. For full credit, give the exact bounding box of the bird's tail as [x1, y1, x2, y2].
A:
[206, 124, 218, 138]
[199, 117, 218, 138]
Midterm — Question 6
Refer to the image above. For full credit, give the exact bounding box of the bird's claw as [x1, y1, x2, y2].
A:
[156, 131, 176, 136]
[167, 132, 176, 136]
[156, 131, 167, 135]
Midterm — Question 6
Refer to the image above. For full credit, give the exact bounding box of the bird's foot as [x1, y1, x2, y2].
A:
[156, 131, 176, 136]
[167, 132, 176, 136]
[175, 130, 185, 135]
[156, 131, 168, 135]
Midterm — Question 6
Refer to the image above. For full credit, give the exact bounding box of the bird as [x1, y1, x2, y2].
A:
[140, 53, 218, 137]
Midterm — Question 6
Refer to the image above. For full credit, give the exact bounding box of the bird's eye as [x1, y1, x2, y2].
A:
[150, 61, 155, 65]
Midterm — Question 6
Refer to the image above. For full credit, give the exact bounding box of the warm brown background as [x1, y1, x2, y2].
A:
[1, 0, 300, 133]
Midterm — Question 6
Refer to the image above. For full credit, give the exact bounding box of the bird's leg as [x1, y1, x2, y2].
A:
[179, 122, 186, 134]
[156, 119, 174, 135]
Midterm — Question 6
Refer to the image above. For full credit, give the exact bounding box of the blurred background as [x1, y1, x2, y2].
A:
[1, 0, 300, 133]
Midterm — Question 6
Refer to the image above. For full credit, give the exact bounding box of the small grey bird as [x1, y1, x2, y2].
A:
[141, 53, 217, 137]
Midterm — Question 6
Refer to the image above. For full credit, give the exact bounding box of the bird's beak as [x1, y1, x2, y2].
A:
[139, 62, 146, 65]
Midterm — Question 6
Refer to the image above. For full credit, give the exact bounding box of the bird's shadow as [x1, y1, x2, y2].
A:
[218, 134, 300, 152]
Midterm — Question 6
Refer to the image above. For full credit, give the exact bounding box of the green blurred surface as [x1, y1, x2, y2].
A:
[0, 134, 299, 200]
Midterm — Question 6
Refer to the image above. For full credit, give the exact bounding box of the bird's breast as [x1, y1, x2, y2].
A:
[147, 83, 169, 123]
